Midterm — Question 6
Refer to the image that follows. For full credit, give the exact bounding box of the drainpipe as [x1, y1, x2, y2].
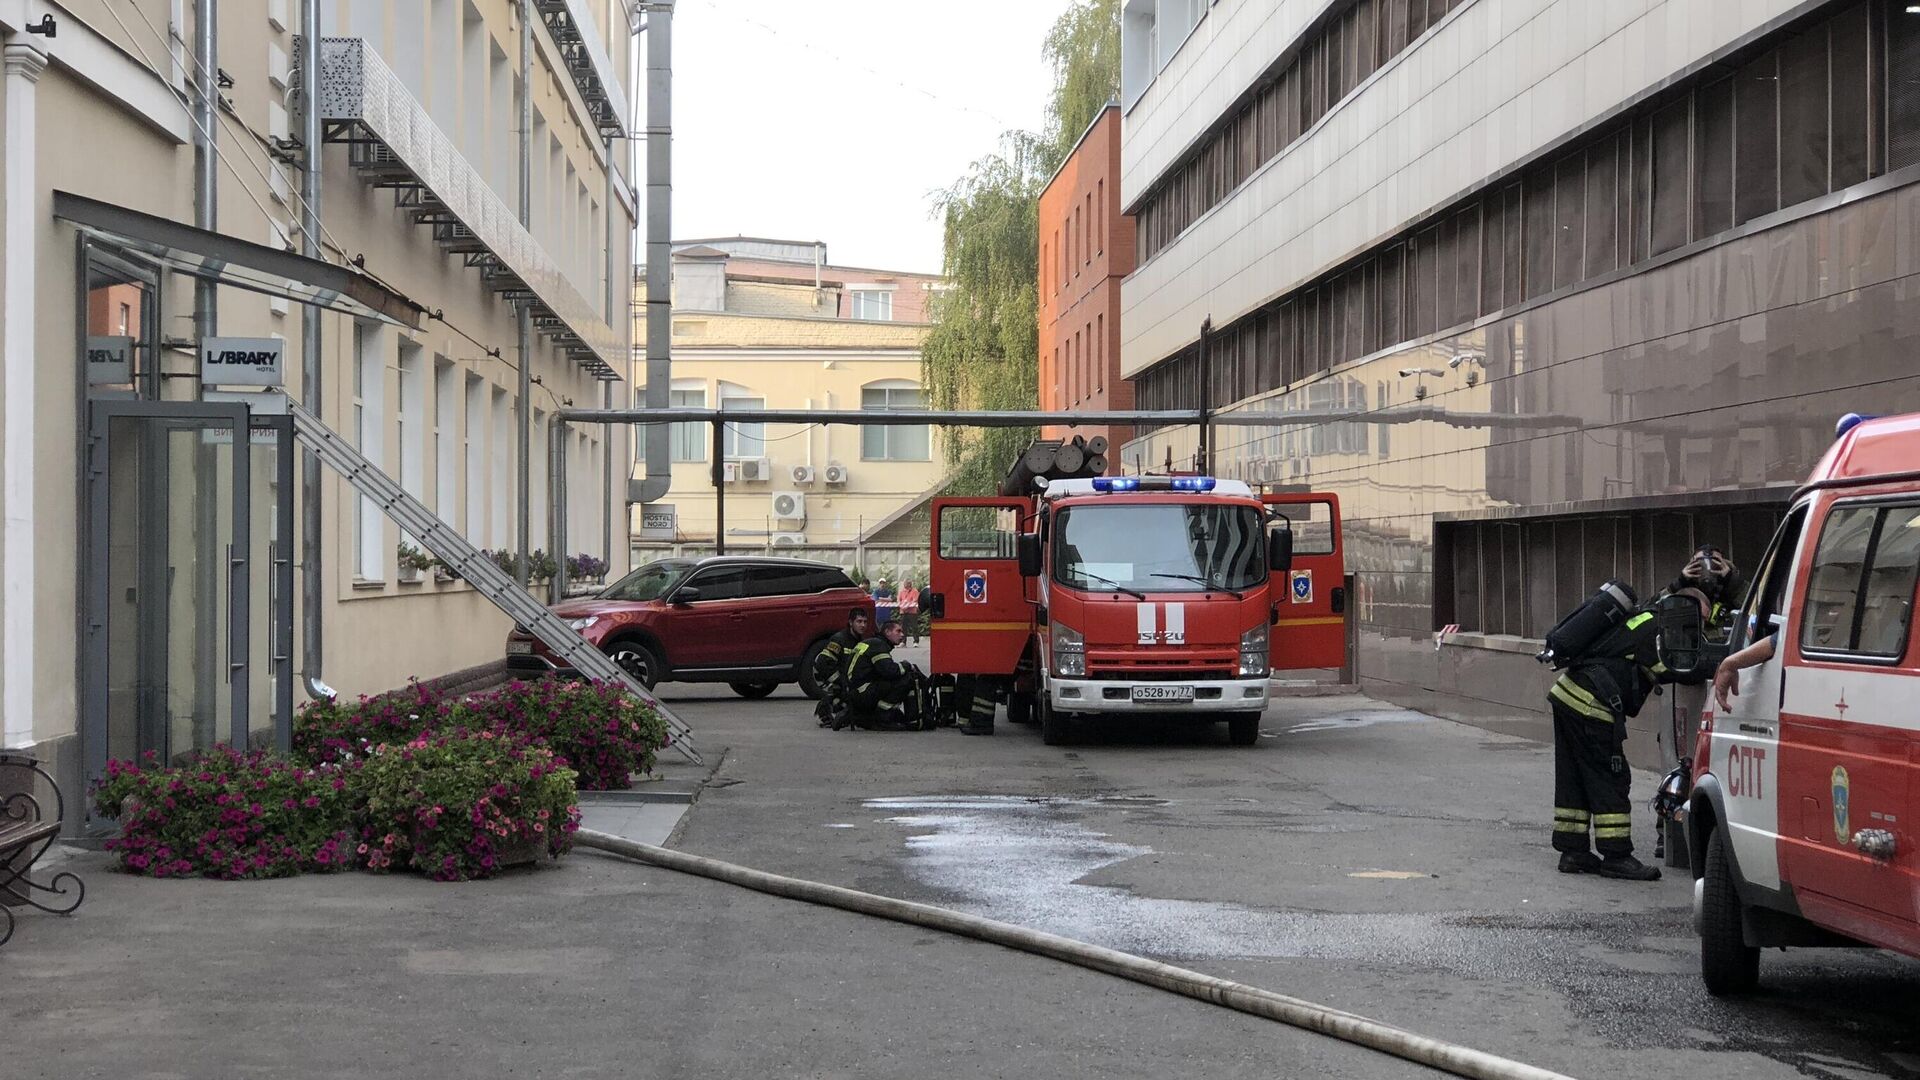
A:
[629, 1, 671, 506]
[603, 135, 616, 574]
[299, 0, 328, 701]
[549, 421, 568, 602]
[515, 0, 533, 585]
[193, 0, 217, 343]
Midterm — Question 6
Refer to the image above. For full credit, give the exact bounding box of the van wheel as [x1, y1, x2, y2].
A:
[1227, 713, 1261, 746]
[1700, 828, 1760, 996]
[730, 681, 778, 700]
[798, 639, 831, 700]
[1040, 695, 1074, 746]
[603, 639, 661, 690]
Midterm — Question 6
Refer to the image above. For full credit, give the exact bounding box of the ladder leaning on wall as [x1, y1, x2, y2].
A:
[286, 395, 701, 765]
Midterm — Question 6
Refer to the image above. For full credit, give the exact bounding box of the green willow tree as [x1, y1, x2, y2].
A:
[924, 0, 1121, 494]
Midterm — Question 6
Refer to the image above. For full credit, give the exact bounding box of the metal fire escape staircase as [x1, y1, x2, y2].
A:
[287, 397, 701, 764]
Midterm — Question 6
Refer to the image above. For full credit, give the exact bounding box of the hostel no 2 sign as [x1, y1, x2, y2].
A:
[200, 336, 284, 388]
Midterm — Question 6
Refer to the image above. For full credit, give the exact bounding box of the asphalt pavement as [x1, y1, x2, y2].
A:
[7, 672, 1919, 1079]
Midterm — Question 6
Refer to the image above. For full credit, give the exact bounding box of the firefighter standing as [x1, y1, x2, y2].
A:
[1549, 587, 1712, 881]
[814, 608, 871, 726]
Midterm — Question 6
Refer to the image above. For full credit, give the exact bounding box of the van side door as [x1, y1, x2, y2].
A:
[1778, 500, 1920, 923]
[1712, 504, 1808, 897]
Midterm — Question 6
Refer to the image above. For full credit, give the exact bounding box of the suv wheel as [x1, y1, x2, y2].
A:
[1700, 827, 1760, 996]
[730, 681, 778, 699]
[603, 639, 661, 690]
[798, 639, 831, 700]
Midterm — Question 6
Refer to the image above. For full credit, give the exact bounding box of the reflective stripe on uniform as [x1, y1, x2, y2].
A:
[1549, 676, 1615, 722]
[1593, 812, 1632, 839]
[1626, 612, 1652, 630]
[1553, 807, 1590, 833]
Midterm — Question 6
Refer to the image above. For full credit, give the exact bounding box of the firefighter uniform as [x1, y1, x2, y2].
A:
[1548, 609, 1674, 877]
[956, 675, 996, 735]
[842, 635, 919, 728]
[813, 626, 864, 725]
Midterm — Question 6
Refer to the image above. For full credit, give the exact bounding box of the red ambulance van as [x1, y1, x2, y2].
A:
[1689, 412, 1920, 994]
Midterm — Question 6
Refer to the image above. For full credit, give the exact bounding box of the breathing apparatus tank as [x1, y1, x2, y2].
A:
[1536, 579, 1638, 669]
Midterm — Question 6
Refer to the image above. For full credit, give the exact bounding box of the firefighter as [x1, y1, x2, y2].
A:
[955, 675, 996, 736]
[814, 608, 871, 727]
[837, 620, 924, 730]
[1549, 586, 1712, 881]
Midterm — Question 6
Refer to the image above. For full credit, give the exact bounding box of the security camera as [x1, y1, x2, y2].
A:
[1397, 368, 1420, 378]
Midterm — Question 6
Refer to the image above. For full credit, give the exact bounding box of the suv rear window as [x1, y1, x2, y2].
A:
[744, 564, 815, 598]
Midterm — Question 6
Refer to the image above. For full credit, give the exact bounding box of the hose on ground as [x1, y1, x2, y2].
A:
[574, 828, 1576, 1080]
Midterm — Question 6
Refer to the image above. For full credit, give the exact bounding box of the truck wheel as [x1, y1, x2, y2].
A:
[1227, 713, 1261, 746]
[1007, 691, 1036, 725]
[1700, 828, 1760, 996]
[729, 681, 778, 699]
[1040, 695, 1074, 746]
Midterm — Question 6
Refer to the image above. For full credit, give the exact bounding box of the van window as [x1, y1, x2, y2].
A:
[1800, 503, 1920, 660]
[1740, 504, 1809, 646]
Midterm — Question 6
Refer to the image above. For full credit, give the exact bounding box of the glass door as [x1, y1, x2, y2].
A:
[84, 402, 251, 793]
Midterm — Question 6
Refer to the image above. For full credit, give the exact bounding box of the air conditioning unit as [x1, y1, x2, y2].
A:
[790, 464, 817, 485]
[739, 457, 771, 481]
[771, 532, 807, 548]
[771, 491, 807, 522]
[823, 463, 849, 486]
[721, 461, 739, 484]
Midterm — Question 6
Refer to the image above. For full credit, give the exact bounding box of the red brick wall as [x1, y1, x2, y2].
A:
[1038, 105, 1136, 452]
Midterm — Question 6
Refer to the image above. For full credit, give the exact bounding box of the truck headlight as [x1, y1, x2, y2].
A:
[1240, 623, 1270, 677]
[567, 616, 600, 632]
[1053, 623, 1086, 678]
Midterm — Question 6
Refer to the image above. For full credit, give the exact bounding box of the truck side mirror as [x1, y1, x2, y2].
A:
[1017, 534, 1043, 578]
[1268, 528, 1294, 573]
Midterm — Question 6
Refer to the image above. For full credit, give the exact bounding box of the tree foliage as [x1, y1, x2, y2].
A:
[924, 0, 1122, 494]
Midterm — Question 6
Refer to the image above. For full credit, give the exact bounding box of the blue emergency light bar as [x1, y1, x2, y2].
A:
[1835, 413, 1879, 439]
[1091, 476, 1217, 493]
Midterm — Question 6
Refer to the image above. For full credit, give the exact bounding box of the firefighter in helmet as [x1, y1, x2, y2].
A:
[814, 608, 870, 726]
[836, 619, 925, 730]
[1548, 580, 1714, 881]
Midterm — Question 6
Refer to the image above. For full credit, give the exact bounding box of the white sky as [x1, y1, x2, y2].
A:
[652, 0, 1071, 276]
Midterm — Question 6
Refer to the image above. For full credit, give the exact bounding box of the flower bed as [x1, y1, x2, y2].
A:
[293, 679, 668, 791]
[92, 747, 356, 880]
[349, 730, 580, 881]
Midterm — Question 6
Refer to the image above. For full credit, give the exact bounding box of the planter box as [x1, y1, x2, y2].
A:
[397, 566, 423, 584]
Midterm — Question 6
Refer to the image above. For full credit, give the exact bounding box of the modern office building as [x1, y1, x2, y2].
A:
[1039, 104, 1136, 449]
[1, 0, 636, 827]
[630, 239, 945, 582]
[1119, 0, 1920, 755]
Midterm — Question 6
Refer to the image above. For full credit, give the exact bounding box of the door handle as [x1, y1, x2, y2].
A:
[228, 544, 247, 677]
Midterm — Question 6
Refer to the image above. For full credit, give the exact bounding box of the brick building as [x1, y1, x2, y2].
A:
[1038, 104, 1136, 451]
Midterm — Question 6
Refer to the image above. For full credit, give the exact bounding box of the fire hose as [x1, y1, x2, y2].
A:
[574, 829, 1577, 1080]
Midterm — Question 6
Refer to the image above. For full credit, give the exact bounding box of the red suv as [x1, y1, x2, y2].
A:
[505, 556, 875, 699]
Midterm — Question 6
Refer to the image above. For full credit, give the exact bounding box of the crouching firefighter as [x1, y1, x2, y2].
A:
[1539, 581, 1711, 881]
[814, 608, 871, 727]
[835, 620, 933, 731]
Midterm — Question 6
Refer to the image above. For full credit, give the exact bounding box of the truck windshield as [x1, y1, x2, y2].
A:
[1053, 504, 1267, 594]
[599, 559, 693, 601]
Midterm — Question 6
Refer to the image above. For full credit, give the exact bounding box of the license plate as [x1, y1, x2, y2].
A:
[506, 641, 534, 655]
[1132, 685, 1195, 703]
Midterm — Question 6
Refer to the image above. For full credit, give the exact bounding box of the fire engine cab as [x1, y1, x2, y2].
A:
[1690, 412, 1920, 994]
[924, 474, 1346, 746]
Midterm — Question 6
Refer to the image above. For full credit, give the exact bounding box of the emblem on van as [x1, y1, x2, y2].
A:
[1832, 765, 1851, 844]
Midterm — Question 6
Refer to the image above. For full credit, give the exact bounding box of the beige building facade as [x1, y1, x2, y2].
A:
[2, 0, 636, 828]
[630, 240, 944, 579]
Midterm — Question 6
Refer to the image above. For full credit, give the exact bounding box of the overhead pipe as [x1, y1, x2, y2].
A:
[299, 0, 329, 702]
[629, 0, 672, 505]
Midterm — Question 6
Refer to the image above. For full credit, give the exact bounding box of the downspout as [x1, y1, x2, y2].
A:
[603, 136, 616, 574]
[515, 0, 534, 585]
[629, 1, 671, 505]
[549, 421, 569, 602]
[299, 0, 329, 701]
[193, 0, 217, 343]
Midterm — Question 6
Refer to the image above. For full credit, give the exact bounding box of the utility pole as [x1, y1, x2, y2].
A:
[1197, 316, 1213, 474]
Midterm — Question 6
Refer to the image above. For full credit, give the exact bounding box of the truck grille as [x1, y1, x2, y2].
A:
[1085, 648, 1237, 679]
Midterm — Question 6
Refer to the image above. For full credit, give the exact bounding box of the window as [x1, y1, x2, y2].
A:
[670, 387, 705, 462]
[681, 565, 751, 601]
[1801, 504, 1920, 659]
[850, 290, 893, 321]
[937, 504, 1020, 559]
[721, 392, 764, 459]
[1055, 504, 1268, 593]
[434, 359, 456, 521]
[743, 564, 815, 598]
[352, 324, 385, 580]
[861, 382, 930, 461]
[491, 388, 511, 548]
[464, 375, 486, 542]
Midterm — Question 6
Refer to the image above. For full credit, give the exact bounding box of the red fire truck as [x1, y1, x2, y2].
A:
[924, 475, 1346, 745]
[1689, 412, 1920, 994]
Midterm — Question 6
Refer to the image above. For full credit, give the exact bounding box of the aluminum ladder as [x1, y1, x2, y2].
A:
[287, 396, 702, 764]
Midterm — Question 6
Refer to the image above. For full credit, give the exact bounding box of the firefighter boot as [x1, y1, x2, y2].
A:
[1558, 851, 1601, 875]
[1593, 854, 1662, 881]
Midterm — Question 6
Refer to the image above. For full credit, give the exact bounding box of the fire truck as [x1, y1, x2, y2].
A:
[922, 441, 1346, 746]
[1689, 412, 1920, 994]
